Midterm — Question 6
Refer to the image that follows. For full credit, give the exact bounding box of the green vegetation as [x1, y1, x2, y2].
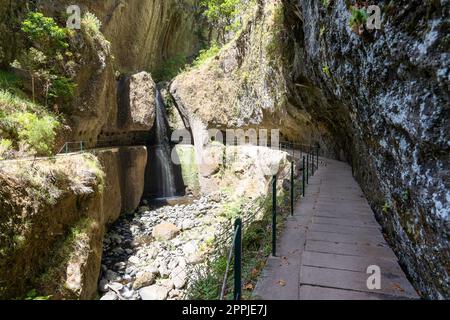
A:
[187, 256, 228, 299]
[25, 289, 52, 300]
[220, 196, 246, 220]
[0, 70, 21, 93]
[81, 12, 102, 35]
[21, 12, 69, 52]
[153, 55, 187, 82]
[0, 89, 60, 158]
[349, 6, 368, 30]
[200, 0, 242, 41]
[266, 4, 286, 66]
[192, 43, 221, 67]
[83, 153, 105, 192]
[35, 218, 94, 299]
[382, 202, 391, 214]
[14, 12, 75, 106]
[188, 174, 293, 300]
[322, 65, 331, 77]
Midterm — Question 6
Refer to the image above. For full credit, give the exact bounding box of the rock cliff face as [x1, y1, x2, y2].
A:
[170, 1, 342, 157]
[37, 0, 205, 72]
[169, 0, 449, 298]
[285, 0, 449, 299]
[0, 146, 146, 299]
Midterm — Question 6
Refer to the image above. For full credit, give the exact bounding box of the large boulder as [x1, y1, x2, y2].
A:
[152, 222, 180, 241]
[117, 72, 156, 132]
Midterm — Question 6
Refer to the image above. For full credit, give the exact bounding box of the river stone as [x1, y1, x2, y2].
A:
[139, 285, 170, 300]
[138, 206, 150, 214]
[128, 255, 140, 265]
[108, 282, 124, 291]
[133, 271, 156, 290]
[100, 291, 118, 300]
[152, 222, 180, 240]
[98, 279, 109, 293]
[158, 262, 170, 278]
[171, 266, 187, 289]
[105, 270, 121, 282]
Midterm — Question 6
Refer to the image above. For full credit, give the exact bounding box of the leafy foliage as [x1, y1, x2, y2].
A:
[200, 0, 242, 41]
[349, 6, 368, 29]
[9, 112, 59, 156]
[322, 65, 331, 77]
[192, 43, 221, 67]
[21, 12, 69, 52]
[153, 55, 187, 82]
[16, 12, 75, 106]
[25, 289, 52, 300]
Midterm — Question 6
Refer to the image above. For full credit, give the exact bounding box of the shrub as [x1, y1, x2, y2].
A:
[192, 43, 220, 67]
[322, 65, 331, 77]
[0, 138, 12, 159]
[81, 12, 102, 34]
[349, 6, 368, 29]
[18, 12, 75, 107]
[153, 55, 187, 82]
[21, 12, 69, 52]
[0, 89, 39, 113]
[10, 112, 59, 156]
[200, 0, 242, 42]
[0, 70, 20, 91]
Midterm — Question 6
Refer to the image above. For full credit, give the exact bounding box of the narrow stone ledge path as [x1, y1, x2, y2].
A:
[254, 159, 419, 300]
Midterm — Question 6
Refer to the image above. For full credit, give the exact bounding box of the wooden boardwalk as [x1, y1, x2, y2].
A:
[254, 159, 419, 300]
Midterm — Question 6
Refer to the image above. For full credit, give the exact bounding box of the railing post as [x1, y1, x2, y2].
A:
[316, 147, 319, 171]
[311, 149, 315, 176]
[306, 152, 309, 184]
[272, 175, 277, 257]
[291, 160, 294, 216]
[80, 141, 83, 152]
[233, 218, 242, 300]
[302, 156, 306, 197]
[65, 143, 68, 154]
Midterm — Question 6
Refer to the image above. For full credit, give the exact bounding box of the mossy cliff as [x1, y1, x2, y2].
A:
[170, 0, 449, 298]
[0, 146, 146, 299]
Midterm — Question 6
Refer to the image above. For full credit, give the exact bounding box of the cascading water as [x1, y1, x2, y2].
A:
[151, 90, 178, 198]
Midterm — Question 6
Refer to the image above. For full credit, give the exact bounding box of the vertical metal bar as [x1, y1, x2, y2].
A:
[302, 156, 306, 197]
[311, 149, 315, 176]
[233, 218, 242, 300]
[316, 147, 319, 171]
[291, 161, 294, 216]
[80, 141, 83, 152]
[306, 152, 309, 184]
[272, 175, 277, 257]
[65, 143, 68, 154]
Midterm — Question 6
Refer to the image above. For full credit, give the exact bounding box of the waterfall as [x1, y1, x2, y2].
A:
[151, 89, 177, 198]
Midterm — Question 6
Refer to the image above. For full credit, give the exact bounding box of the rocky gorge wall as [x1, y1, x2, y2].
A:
[284, 0, 449, 298]
[169, 0, 449, 298]
[0, 146, 146, 299]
